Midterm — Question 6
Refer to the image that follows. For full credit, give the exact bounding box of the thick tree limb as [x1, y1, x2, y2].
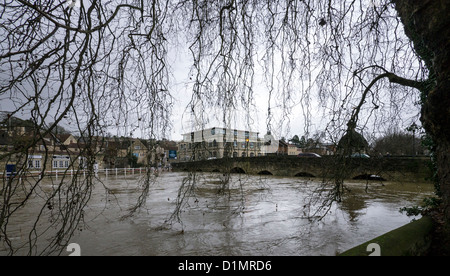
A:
[348, 68, 428, 129]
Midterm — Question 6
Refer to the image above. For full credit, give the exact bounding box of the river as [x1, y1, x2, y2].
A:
[0, 172, 435, 256]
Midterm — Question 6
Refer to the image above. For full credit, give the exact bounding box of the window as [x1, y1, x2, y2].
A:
[233, 152, 238, 158]
[54, 160, 69, 168]
[35, 160, 41, 169]
[135, 145, 141, 150]
[211, 128, 216, 135]
[79, 157, 85, 169]
[28, 160, 33, 168]
[233, 141, 238, 147]
[241, 152, 246, 157]
[241, 142, 246, 148]
[215, 128, 225, 135]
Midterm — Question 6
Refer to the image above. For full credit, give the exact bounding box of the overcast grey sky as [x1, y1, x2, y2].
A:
[0, 0, 423, 144]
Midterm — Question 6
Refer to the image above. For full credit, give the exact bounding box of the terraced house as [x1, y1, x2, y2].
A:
[1, 114, 175, 176]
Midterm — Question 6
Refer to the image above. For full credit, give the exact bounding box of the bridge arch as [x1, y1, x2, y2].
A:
[171, 156, 429, 182]
[352, 174, 386, 181]
[294, 172, 316, 178]
[230, 167, 246, 174]
[257, 170, 273, 176]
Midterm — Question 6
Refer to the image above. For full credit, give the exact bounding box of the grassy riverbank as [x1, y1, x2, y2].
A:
[339, 216, 434, 256]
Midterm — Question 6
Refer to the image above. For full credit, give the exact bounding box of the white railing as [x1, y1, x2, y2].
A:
[0, 167, 168, 179]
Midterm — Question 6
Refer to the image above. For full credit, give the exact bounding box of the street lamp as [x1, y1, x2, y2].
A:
[406, 122, 419, 156]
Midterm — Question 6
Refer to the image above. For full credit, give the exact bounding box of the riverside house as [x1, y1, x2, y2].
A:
[1, 115, 175, 176]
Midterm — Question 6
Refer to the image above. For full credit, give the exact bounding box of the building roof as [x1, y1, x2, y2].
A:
[278, 139, 288, 146]
[337, 129, 369, 152]
[182, 127, 260, 135]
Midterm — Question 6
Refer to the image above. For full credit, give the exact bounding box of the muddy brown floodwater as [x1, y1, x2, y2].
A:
[0, 172, 435, 256]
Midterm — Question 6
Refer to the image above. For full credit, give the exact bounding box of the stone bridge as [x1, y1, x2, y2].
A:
[172, 155, 433, 182]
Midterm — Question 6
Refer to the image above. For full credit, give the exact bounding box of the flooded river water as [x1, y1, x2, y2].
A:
[0, 172, 434, 256]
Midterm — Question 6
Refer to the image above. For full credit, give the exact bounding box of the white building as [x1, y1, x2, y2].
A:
[178, 127, 262, 161]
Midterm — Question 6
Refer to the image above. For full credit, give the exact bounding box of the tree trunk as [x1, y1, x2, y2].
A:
[393, 0, 450, 224]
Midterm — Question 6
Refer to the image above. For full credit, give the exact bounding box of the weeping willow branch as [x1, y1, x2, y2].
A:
[1, 0, 432, 254]
[306, 66, 430, 221]
[16, 0, 144, 35]
[1, 0, 172, 255]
